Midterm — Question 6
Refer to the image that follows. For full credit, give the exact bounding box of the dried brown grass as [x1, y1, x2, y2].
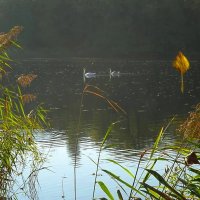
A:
[179, 103, 200, 139]
[17, 74, 37, 87]
[21, 94, 37, 104]
[83, 84, 126, 115]
[0, 26, 23, 49]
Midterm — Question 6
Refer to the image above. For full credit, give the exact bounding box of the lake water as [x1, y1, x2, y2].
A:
[14, 58, 200, 199]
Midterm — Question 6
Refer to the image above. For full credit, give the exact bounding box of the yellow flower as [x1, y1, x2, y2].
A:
[172, 51, 190, 93]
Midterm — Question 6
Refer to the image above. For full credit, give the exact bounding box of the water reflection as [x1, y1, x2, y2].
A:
[15, 58, 199, 199]
[16, 58, 200, 158]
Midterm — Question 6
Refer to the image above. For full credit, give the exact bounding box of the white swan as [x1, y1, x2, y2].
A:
[83, 68, 96, 78]
[109, 68, 120, 77]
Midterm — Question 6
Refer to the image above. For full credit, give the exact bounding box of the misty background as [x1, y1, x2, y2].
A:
[0, 0, 200, 58]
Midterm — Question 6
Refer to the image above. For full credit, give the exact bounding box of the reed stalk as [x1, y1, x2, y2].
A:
[0, 26, 47, 199]
[129, 153, 143, 199]
[92, 122, 117, 199]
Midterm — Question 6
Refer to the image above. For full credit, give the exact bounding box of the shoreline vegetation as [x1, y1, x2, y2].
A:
[73, 83, 199, 199]
[0, 26, 48, 199]
[95, 107, 200, 200]
[0, 26, 199, 199]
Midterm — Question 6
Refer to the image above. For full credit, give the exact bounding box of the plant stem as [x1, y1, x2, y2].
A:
[181, 73, 184, 93]
[92, 146, 102, 199]
[129, 154, 142, 199]
[159, 140, 186, 199]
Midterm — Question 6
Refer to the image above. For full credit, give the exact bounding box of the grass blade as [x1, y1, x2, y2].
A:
[146, 169, 187, 200]
[102, 169, 145, 197]
[98, 181, 114, 200]
[142, 159, 158, 184]
[101, 123, 115, 147]
[117, 190, 123, 200]
[106, 159, 135, 179]
[11, 40, 23, 49]
[189, 167, 200, 175]
[0, 54, 13, 61]
[141, 182, 173, 200]
[150, 127, 164, 159]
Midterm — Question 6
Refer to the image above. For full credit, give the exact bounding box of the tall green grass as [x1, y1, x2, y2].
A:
[78, 52, 199, 200]
[74, 74, 199, 200]
[97, 114, 199, 200]
[0, 26, 48, 199]
[1, 27, 198, 200]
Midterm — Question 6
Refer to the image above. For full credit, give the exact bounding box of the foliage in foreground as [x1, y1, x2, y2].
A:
[0, 26, 47, 199]
[1, 27, 197, 200]
[74, 65, 199, 200]
[82, 51, 197, 200]
[95, 110, 200, 200]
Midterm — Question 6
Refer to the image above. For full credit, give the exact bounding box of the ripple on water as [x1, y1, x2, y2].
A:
[35, 130, 68, 148]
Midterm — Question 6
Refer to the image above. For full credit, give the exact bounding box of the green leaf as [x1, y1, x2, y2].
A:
[10, 40, 23, 49]
[106, 159, 135, 179]
[19, 101, 25, 117]
[101, 121, 120, 147]
[141, 189, 160, 199]
[188, 185, 200, 197]
[101, 123, 114, 147]
[97, 181, 114, 200]
[191, 177, 200, 182]
[150, 127, 164, 159]
[117, 190, 123, 200]
[178, 178, 188, 186]
[141, 182, 173, 200]
[146, 169, 187, 200]
[4, 61, 12, 69]
[179, 177, 200, 198]
[102, 169, 144, 197]
[189, 167, 200, 175]
[3, 51, 9, 58]
[0, 54, 13, 61]
[143, 159, 157, 183]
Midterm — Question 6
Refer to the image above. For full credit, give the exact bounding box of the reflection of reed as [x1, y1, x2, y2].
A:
[14, 59, 200, 198]
[73, 83, 127, 200]
[66, 128, 82, 167]
[45, 103, 180, 162]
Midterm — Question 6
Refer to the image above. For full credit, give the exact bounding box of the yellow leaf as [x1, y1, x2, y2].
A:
[172, 51, 190, 93]
[172, 51, 190, 74]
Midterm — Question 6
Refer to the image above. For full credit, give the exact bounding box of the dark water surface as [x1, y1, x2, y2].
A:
[15, 58, 200, 199]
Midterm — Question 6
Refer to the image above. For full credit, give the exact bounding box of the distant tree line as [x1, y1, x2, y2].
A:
[0, 0, 200, 58]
